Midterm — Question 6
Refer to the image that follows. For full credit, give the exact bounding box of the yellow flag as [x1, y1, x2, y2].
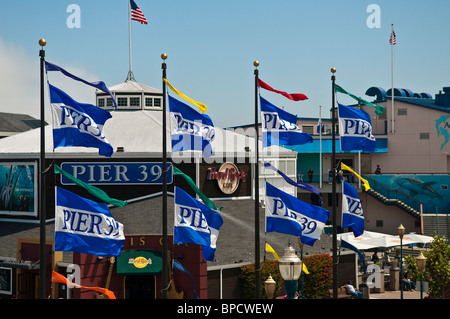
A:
[265, 243, 280, 261]
[302, 263, 309, 275]
[341, 162, 371, 191]
[163, 78, 208, 113]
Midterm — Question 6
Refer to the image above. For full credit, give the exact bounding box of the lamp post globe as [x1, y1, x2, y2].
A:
[279, 241, 302, 299]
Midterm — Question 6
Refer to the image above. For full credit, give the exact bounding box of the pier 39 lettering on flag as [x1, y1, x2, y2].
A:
[260, 96, 313, 147]
[342, 181, 364, 237]
[338, 103, 376, 152]
[55, 187, 124, 256]
[174, 187, 223, 261]
[265, 182, 329, 246]
[169, 95, 215, 158]
[49, 84, 113, 157]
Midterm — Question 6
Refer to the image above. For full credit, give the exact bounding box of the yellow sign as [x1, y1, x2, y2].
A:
[128, 256, 152, 269]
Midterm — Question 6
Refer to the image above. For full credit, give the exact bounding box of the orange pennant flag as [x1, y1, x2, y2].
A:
[52, 271, 116, 299]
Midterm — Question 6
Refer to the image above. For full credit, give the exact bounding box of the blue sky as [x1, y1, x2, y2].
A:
[1, 0, 449, 127]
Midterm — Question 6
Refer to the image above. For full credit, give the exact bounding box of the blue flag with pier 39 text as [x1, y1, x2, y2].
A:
[54, 187, 125, 256]
[265, 182, 329, 246]
[338, 103, 376, 152]
[174, 187, 223, 261]
[49, 84, 114, 157]
[260, 96, 313, 147]
[169, 95, 215, 158]
[342, 181, 364, 237]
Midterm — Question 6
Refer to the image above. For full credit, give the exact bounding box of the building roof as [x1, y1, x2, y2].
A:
[0, 112, 43, 137]
[101, 80, 162, 95]
[0, 109, 296, 159]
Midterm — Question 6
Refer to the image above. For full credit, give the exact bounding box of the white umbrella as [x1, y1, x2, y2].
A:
[402, 233, 433, 245]
[358, 235, 415, 248]
[338, 231, 387, 250]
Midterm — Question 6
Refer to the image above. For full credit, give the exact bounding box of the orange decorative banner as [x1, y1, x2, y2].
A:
[52, 271, 116, 299]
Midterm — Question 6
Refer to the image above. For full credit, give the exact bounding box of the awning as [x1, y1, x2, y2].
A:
[116, 250, 162, 275]
[292, 138, 388, 154]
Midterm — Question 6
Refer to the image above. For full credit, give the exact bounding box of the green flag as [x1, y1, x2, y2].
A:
[54, 164, 127, 207]
[335, 84, 384, 116]
[173, 166, 221, 211]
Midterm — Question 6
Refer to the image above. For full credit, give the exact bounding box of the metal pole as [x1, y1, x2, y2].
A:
[400, 237, 403, 299]
[161, 53, 168, 299]
[38, 38, 47, 299]
[331, 67, 338, 299]
[253, 60, 261, 299]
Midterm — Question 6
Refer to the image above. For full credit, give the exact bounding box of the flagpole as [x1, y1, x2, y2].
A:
[331, 67, 338, 299]
[38, 38, 47, 299]
[127, 0, 134, 81]
[161, 53, 168, 299]
[319, 105, 322, 189]
[391, 23, 394, 133]
[253, 60, 261, 299]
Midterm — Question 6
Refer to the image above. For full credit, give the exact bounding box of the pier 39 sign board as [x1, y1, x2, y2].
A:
[60, 162, 173, 185]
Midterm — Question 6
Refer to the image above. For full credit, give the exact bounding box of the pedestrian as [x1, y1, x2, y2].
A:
[307, 168, 313, 183]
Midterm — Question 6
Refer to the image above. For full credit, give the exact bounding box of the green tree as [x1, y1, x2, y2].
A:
[424, 235, 450, 299]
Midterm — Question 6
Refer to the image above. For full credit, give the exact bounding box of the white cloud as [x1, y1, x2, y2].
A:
[0, 37, 99, 122]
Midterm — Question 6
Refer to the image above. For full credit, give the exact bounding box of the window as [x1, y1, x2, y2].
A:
[154, 98, 161, 107]
[398, 108, 407, 115]
[420, 133, 429, 140]
[145, 97, 153, 107]
[130, 97, 140, 107]
[302, 125, 314, 135]
[107, 98, 113, 107]
[98, 98, 105, 107]
[118, 97, 128, 107]
[376, 220, 383, 228]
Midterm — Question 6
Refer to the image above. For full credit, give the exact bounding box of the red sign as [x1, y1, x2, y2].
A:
[207, 163, 246, 194]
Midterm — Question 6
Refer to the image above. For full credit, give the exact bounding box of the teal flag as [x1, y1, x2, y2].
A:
[335, 84, 384, 116]
[173, 166, 221, 211]
[54, 164, 127, 207]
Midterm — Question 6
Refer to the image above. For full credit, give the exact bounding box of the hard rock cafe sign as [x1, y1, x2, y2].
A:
[207, 163, 246, 194]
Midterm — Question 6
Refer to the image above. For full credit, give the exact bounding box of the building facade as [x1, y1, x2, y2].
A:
[0, 77, 298, 299]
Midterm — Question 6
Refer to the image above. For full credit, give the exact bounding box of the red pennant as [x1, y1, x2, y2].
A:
[257, 79, 308, 101]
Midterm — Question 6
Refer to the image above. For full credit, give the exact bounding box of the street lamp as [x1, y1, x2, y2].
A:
[279, 241, 302, 299]
[416, 252, 427, 299]
[397, 224, 405, 299]
[264, 275, 276, 299]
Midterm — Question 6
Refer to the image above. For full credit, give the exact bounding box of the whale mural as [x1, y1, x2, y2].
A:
[368, 174, 449, 214]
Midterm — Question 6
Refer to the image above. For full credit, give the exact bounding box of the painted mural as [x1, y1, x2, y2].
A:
[436, 115, 450, 150]
[0, 163, 36, 216]
[368, 174, 449, 214]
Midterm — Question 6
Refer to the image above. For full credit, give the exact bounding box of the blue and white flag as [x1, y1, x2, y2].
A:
[174, 187, 223, 261]
[265, 182, 329, 246]
[260, 96, 313, 147]
[55, 187, 125, 256]
[49, 84, 113, 157]
[264, 162, 323, 204]
[169, 95, 215, 158]
[45, 61, 117, 108]
[342, 181, 364, 237]
[338, 103, 376, 152]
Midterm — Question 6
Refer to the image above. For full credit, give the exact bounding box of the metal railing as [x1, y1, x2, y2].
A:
[363, 175, 422, 213]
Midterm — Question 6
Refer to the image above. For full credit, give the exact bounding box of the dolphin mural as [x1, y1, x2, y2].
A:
[396, 177, 443, 201]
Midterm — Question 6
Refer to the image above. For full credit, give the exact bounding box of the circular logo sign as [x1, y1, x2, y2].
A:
[216, 163, 241, 194]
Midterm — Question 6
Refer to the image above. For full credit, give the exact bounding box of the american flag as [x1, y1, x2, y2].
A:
[130, 0, 148, 25]
[389, 30, 396, 45]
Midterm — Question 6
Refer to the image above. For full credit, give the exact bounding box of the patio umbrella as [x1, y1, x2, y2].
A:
[402, 233, 433, 245]
[337, 231, 387, 250]
[358, 235, 415, 248]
